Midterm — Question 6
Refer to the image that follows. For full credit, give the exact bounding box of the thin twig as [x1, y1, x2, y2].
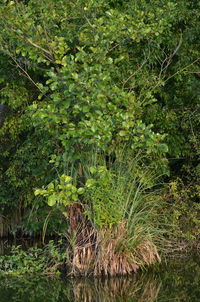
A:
[159, 33, 183, 79]
[9, 27, 54, 61]
[26, 38, 52, 55]
[165, 57, 200, 82]
[104, 43, 120, 57]
[183, 71, 200, 75]
[10, 54, 43, 92]
[84, 14, 95, 28]
[122, 60, 147, 89]
[0, 86, 7, 92]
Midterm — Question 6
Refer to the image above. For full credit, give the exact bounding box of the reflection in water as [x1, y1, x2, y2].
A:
[0, 274, 160, 302]
[0, 256, 199, 302]
[71, 276, 161, 302]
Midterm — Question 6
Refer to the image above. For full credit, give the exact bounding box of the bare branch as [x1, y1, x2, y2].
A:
[26, 38, 52, 55]
[9, 27, 54, 61]
[9, 54, 43, 92]
[165, 57, 200, 82]
[84, 14, 95, 28]
[122, 60, 147, 89]
[159, 33, 183, 79]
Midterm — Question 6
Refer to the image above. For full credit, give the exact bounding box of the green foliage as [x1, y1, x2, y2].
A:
[0, 0, 172, 158]
[0, 0, 170, 235]
[166, 178, 200, 241]
[0, 0, 199, 250]
[0, 241, 66, 275]
[80, 151, 167, 252]
[35, 174, 84, 207]
[84, 165, 123, 228]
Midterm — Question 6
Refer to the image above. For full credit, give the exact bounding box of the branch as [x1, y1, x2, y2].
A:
[165, 57, 200, 82]
[26, 38, 52, 55]
[9, 27, 54, 61]
[10, 54, 43, 92]
[159, 33, 183, 79]
[122, 60, 147, 89]
[84, 14, 95, 28]
[0, 86, 7, 93]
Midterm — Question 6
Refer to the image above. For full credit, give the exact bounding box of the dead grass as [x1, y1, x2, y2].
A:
[66, 212, 161, 277]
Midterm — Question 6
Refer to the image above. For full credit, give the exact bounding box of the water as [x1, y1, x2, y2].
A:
[0, 255, 199, 302]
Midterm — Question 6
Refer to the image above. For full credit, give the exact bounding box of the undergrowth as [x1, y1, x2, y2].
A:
[0, 241, 66, 275]
[59, 151, 167, 276]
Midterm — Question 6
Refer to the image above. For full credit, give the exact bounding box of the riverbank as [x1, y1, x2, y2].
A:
[0, 237, 199, 277]
[0, 253, 199, 302]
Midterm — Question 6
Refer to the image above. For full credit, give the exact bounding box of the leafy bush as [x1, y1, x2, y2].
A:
[0, 241, 66, 275]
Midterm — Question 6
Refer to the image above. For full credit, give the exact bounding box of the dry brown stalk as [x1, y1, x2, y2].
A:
[66, 207, 160, 277]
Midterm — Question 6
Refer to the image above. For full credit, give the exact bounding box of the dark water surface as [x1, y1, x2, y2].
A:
[0, 255, 199, 302]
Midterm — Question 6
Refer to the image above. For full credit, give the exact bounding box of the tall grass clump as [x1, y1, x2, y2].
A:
[63, 150, 166, 276]
[35, 147, 166, 276]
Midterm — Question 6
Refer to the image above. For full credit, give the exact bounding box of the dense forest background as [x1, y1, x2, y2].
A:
[0, 0, 199, 261]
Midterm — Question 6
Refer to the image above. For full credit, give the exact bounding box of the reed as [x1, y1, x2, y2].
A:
[64, 149, 165, 276]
